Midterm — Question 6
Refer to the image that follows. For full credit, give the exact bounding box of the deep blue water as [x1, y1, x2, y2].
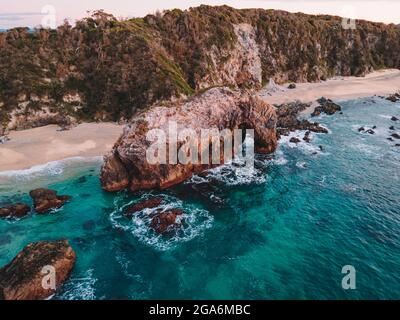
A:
[0, 97, 399, 299]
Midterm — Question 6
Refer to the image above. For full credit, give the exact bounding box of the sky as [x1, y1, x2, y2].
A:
[0, 0, 399, 29]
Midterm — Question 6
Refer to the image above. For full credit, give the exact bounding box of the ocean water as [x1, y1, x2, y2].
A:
[0, 97, 399, 300]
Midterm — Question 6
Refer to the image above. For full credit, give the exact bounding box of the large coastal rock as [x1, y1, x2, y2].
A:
[101, 87, 277, 192]
[0, 240, 76, 300]
[29, 188, 71, 214]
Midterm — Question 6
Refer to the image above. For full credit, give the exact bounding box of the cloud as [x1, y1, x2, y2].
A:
[0, 12, 42, 22]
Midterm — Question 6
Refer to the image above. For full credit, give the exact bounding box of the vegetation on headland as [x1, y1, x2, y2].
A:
[0, 5, 399, 134]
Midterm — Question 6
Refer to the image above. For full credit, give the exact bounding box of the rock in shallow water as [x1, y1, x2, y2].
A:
[386, 94, 400, 103]
[150, 208, 184, 235]
[303, 131, 311, 143]
[289, 137, 301, 144]
[0, 203, 30, 219]
[0, 240, 76, 300]
[275, 101, 328, 137]
[311, 97, 341, 117]
[29, 188, 71, 214]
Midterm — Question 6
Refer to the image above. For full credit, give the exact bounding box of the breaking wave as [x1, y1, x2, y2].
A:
[0, 156, 102, 180]
[279, 130, 327, 155]
[56, 269, 97, 300]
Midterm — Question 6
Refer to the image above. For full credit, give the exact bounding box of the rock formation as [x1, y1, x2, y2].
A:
[101, 87, 277, 192]
[150, 209, 183, 235]
[386, 93, 400, 102]
[312, 97, 342, 117]
[0, 240, 76, 300]
[275, 101, 328, 138]
[0, 203, 30, 219]
[29, 188, 71, 213]
[289, 137, 301, 144]
[391, 133, 400, 139]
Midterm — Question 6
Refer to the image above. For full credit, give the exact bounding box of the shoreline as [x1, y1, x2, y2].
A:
[1, 69, 399, 173]
[259, 68, 400, 105]
[0, 122, 123, 172]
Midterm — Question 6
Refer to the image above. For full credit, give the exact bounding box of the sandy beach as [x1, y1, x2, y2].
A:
[0, 123, 123, 172]
[260, 69, 400, 105]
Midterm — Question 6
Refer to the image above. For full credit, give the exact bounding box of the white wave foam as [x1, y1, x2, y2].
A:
[350, 142, 382, 155]
[271, 150, 288, 165]
[57, 269, 97, 300]
[352, 124, 388, 137]
[0, 156, 102, 180]
[279, 130, 324, 155]
[202, 161, 267, 186]
[110, 195, 214, 251]
[296, 161, 307, 169]
[378, 114, 393, 120]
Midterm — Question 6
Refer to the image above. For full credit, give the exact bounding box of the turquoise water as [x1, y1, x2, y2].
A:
[0, 97, 399, 300]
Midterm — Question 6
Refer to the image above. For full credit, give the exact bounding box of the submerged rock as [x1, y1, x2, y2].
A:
[0, 203, 30, 219]
[124, 197, 164, 218]
[29, 189, 71, 214]
[82, 220, 95, 231]
[150, 208, 183, 235]
[101, 88, 277, 192]
[76, 176, 87, 184]
[0, 240, 76, 300]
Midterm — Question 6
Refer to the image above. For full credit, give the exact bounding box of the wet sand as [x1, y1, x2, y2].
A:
[0, 123, 123, 171]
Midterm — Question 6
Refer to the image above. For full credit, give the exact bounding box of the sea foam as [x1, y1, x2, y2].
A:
[110, 194, 214, 251]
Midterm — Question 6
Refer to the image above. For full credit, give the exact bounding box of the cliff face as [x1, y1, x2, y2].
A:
[1, 6, 399, 134]
[100, 87, 277, 192]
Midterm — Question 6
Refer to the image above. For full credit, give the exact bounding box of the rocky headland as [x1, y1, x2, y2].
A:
[1, 6, 399, 135]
